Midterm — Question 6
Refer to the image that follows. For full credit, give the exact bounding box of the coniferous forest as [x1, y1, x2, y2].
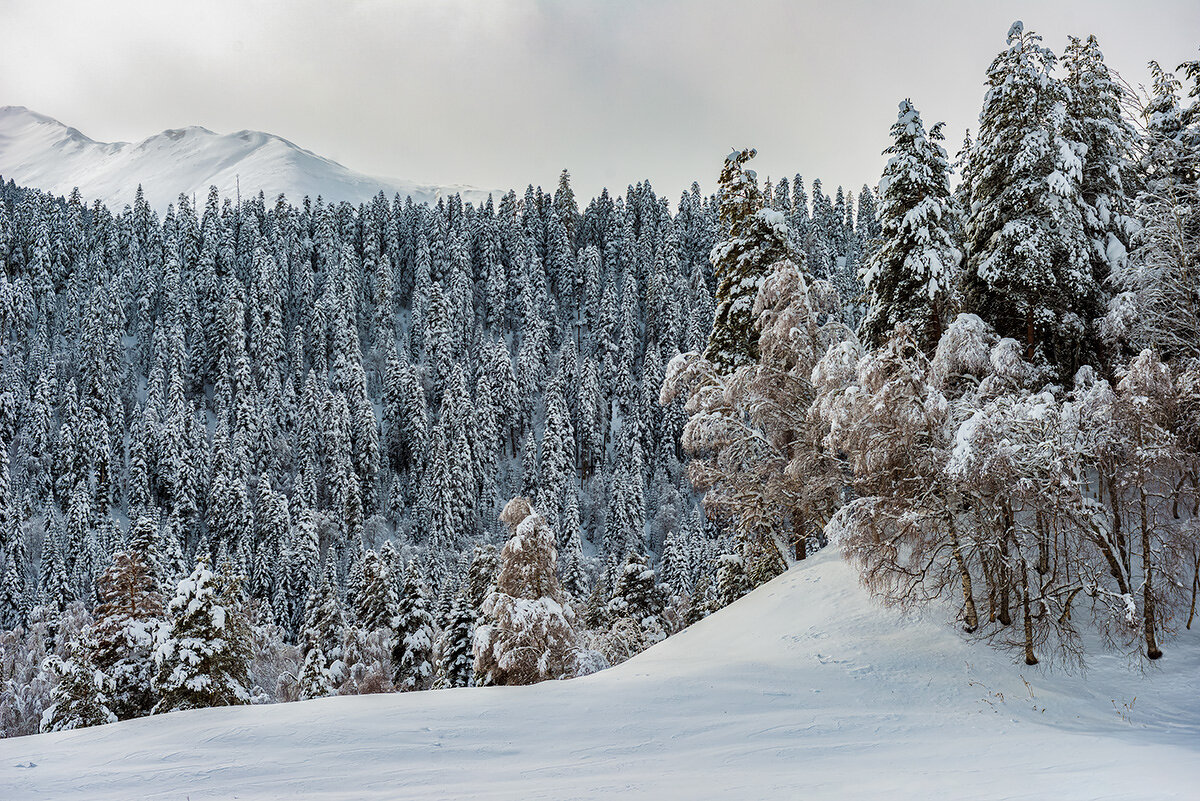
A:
[1, 22, 1199, 737]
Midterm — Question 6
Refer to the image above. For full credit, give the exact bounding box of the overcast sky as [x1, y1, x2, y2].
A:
[1, 0, 1196, 202]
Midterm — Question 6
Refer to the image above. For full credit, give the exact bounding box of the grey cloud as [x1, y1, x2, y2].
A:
[0, 0, 1195, 202]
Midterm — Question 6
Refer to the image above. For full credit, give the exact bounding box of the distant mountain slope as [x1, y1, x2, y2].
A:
[0, 106, 492, 210]
[2, 548, 1197, 800]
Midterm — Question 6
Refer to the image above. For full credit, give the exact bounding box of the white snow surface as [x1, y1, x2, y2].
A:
[0, 106, 493, 211]
[3, 549, 1198, 799]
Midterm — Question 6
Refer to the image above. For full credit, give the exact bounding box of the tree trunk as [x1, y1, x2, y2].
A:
[997, 509, 1013, 627]
[1141, 489, 1163, 660]
[1059, 587, 1082, 625]
[790, 510, 807, 561]
[1025, 310, 1036, 362]
[1187, 552, 1199, 630]
[1036, 510, 1049, 576]
[948, 513, 978, 632]
[1085, 517, 1132, 597]
[1109, 473, 1130, 577]
[1021, 561, 1037, 666]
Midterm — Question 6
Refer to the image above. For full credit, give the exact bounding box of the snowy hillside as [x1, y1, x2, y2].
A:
[3, 548, 1197, 801]
[0, 106, 491, 210]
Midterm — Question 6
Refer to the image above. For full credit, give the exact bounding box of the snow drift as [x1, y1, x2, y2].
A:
[0, 106, 492, 211]
[2, 548, 1197, 800]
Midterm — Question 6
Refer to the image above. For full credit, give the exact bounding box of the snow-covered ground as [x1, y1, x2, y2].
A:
[3, 548, 1197, 800]
[0, 105, 492, 211]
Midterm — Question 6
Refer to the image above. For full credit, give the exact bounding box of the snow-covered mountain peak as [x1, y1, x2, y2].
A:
[0, 106, 494, 210]
[154, 125, 216, 141]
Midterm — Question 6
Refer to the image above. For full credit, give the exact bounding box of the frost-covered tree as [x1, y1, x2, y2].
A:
[1062, 35, 1137, 290]
[39, 634, 116, 733]
[815, 320, 982, 634]
[962, 21, 1097, 375]
[91, 549, 162, 719]
[353, 550, 397, 632]
[1104, 66, 1200, 362]
[467, 543, 500, 610]
[302, 562, 345, 662]
[605, 552, 663, 626]
[391, 559, 435, 691]
[1105, 178, 1200, 361]
[436, 592, 476, 689]
[861, 100, 961, 352]
[713, 553, 752, 611]
[665, 259, 851, 567]
[474, 498, 578, 685]
[296, 645, 336, 700]
[153, 558, 252, 713]
[558, 484, 588, 600]
[705, 148, 801, 370]
[537, 373, 575, 526]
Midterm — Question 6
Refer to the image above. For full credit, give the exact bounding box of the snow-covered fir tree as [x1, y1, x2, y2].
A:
[296, 645, 336, 700]
[152, 558, 252, 713]
[435, 592, 476, 689]
[961, 21, 1098, 375]
[605, 552, 664, 626]
[38, 633, 117, 733]
[705, 148, 800, 371]
[474, 497, 578, 685]
[91, 549, 162, 720]
[861, 100, 961, 352]
[391, 559, 435, 692]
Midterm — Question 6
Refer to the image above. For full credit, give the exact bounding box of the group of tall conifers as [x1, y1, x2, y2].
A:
[686, 22, 1200, 665]
[709, 23, 1187, 380]
[25, 492, 597, 734]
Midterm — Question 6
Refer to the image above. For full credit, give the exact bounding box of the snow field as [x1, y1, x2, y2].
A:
[3, 547, 1197, 800]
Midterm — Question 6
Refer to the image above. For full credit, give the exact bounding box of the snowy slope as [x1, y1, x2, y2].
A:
[0, 106, 492, 211]
[2, 549, 1198, 800]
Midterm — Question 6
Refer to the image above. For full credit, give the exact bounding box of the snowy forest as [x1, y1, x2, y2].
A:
[1, 22, 1199, 737]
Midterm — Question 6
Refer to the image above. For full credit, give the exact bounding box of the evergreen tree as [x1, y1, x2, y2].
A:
[353, 549, 396, 632]
[861, 100, 962, 352]
[706, 148, 800, 370]
[391, 559, 435, 691]
[38, 520, 72, 616]
[606, 552, 663, 625]
[856, 184, 881, 254]
[91, 550, 162, 720]
[606, 445, 646, 565]
[436, 592, 476, 688]
[661, 520, 691, 598]
[39, 634, 117, 733]
[296, 645, 336, 700]
[1062, 35, 1138, 292]
[713, 553, 753, 611]
[558, 483, 587, 600]
[473, 498, 578, 685]
[153, 558, 252, 713]
[302, 561, 345, 661]
[962, 22, 1097, 375]
[467, 543, 500, 610]
[537, 374, 575, 526]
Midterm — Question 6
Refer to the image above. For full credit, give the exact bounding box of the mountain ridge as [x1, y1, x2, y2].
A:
[0, 105, 493, 211]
